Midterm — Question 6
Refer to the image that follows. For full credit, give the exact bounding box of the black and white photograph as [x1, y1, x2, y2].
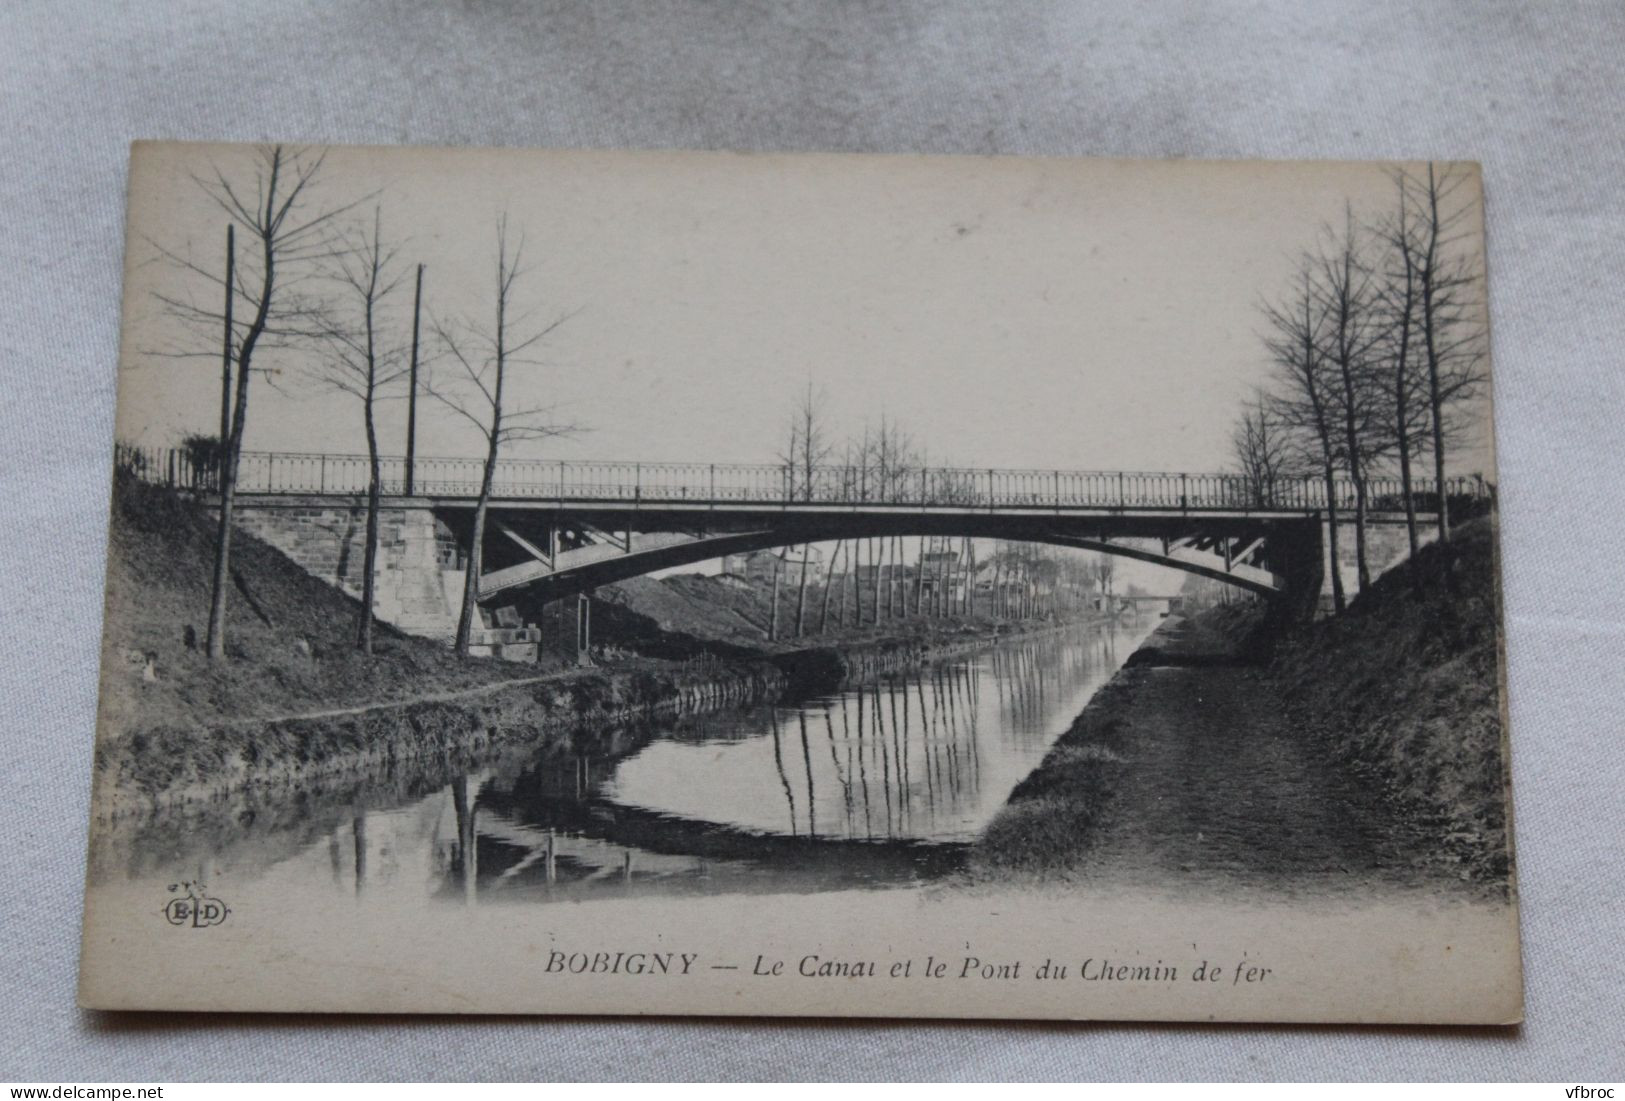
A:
[76, 142, 1519, 1022]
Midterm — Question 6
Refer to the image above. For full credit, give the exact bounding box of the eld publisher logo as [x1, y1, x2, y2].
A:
[163, 881, 228, 928]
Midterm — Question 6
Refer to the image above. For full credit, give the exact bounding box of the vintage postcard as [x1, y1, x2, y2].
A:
[79, 142, 1520, 1022]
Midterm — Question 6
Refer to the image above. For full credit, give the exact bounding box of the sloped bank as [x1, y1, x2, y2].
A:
[1267, 516, 1511, 886]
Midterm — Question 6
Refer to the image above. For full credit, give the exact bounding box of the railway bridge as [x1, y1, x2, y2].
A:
[119, 446, 1479, 658]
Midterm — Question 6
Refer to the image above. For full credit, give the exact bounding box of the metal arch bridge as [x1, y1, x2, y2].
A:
[123, 446, 1480, 615]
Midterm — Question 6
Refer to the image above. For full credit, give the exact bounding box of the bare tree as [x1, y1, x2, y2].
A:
[990, 543, 1030, 619]
[148, 145, 350, 661]
[852, 534, 865, 626]
[1314, 209, 1386, 592]
[1092, 553, 1117, 608]
[1371, 174, 1429, 571]
[1401, 163, 1487, 545]
[794, 544, 814, 636]
[777, 381, 833, 635]
[819, 537, 843, 633]
[1029, 551, 1060, 618]
[860, 416, 922, 623]
[1264, 267, 1348, 613]
[868, 414, 917, 501]
[837, 540, 852, 627]
[874, 533, 889, 622]
[312, 207, 412, 653]
[901, 535, 913, 616]
[919, 537, 935, 616]
[1018, 545, 1035, 618]
[768, 545, 788, 641]
[1231, 390, 1289, 508]
[953, 539, 967, 615]
[780, 379, 834, 500]
[925, 537, 942, 616]
[990, 541, 1005, 618]
[1237, 169, 1483, 610]
[431, 216, 577, 657]
[964, 538, 977, 616]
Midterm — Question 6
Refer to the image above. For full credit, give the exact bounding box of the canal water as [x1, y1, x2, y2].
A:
[90, 617, 1159, 906]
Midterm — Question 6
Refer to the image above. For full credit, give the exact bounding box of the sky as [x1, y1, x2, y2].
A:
[114, 142, 1494, 478]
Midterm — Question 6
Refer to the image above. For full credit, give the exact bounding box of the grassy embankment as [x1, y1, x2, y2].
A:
[94, 475, 1062, 810]
[94, 476, 786, 812]
[975, 516, 1512, 890]
[1270, 516, 1510, 882]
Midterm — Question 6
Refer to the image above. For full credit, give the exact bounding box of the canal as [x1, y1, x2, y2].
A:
[90, 617, 1160, 906]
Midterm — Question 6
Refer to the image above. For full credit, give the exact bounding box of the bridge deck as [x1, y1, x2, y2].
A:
[118, 444, 1478, 518]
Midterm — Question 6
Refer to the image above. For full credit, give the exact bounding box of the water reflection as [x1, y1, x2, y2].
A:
[597, 626, 1128, 852]
[90, 619, 1154, 904]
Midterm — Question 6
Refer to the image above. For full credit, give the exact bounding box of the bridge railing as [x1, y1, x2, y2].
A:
[113, 443, 1488, 514]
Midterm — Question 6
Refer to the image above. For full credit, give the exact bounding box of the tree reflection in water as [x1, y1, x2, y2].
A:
[441, 622, 1146, 902]
[89, 620, 1153, 906]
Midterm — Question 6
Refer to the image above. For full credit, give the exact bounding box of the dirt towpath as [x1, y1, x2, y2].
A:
[973, 616, 1446, 898]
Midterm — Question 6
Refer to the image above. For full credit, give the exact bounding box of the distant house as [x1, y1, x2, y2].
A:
[721, 546, 824, 586]
[972, 561, 1004, 597]
[971, 558, 1056, 610]
[912, 550, 958, 603]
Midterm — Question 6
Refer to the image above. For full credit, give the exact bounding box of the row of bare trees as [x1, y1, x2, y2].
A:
[763, 385, 1118, 640]
[1234, 163, 1485, 611]
[775, 533, 1107, 639]
[770, 386, 932, 640]
[153, 145, 575, 663]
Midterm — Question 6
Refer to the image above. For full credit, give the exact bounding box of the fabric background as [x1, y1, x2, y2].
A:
[2, 0, 1621, 1082]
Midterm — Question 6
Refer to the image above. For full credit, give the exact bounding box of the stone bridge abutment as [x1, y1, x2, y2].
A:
[232, 499, 466, 642]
